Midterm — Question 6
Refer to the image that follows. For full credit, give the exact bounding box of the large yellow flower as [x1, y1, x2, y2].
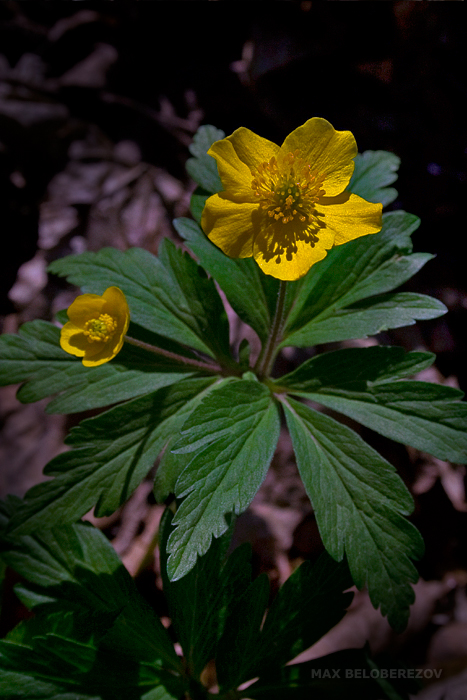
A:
[60, 286, 130, 367]
[201, 117, 383, 281]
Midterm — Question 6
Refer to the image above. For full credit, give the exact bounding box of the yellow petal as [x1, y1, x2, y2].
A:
[102, 286, 130, 336]
[82, 345, 116, 367]
[280, 117, 357, 197]
[67, 294, 106, 328]
[223, 127, 280, 170]
[60, 323, 87, 357]
[253, 220, 335, 281]
[201, 193, 257, 258]
[208, 127, 279, 202]
[318, 192, 383, 246]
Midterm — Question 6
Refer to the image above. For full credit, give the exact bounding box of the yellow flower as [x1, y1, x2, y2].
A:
[60, 287, 130, 367]
[201, 117, 383, 281]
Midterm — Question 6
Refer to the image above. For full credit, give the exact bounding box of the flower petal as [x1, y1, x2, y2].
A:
[280, 117, 357, 196]
[102, 286, 130, 336]
[82, 345, 116, 367]
[201, 193, 257, 258]
[318, 192, 383, 245]
[208, 127, 279, 202]
[60, 323, 87, 357]
[253, 220, 335, 281]
[67, 294, 106, 327]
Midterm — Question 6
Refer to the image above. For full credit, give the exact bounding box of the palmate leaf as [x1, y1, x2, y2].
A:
[166, 379, 281, 580]
[0, 320, 202, 414]
[348, 150, 400, 207]
[48, 238, 231, 362]
[282, 211, 445, 348]
[279, 346, 467, 464]
[282, 397, 424, 632]
[7, 377, 217, 535]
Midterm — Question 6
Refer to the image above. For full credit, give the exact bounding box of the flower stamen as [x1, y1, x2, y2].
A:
[83, 313, 118, 343]
[251, 151, 326, 228]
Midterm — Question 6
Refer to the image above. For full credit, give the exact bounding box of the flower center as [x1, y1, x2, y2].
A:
[83, 314, 117, 343]
[251, 150, 326, 225]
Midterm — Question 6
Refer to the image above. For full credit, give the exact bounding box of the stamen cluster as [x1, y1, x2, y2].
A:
[83, 314, 118, 343]
[251, 150, 326, 226]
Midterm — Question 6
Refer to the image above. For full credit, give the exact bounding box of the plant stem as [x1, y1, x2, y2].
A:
[124, 335, 222, 374]
[255, 279, 288, 380]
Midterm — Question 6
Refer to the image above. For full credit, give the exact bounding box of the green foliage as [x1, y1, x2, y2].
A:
[0, 500, 183, 699]
[48, 240, 231, 361]
[283, 397, 423, 631]
[174, 217, 280, 343]
[348, 150, 400, 207]
[280, 347, 467, 463]
[215, 552, 354, 690]
[0, 320, 198, 413]
[1, 123, 467, 699]
[159, 510, 251, 678]
[166, 379, 281, 580]
[280, 211, 445, 347]
[8, 378, 216, 534]
[1, 500, 410, 699]
[185, 125, 225, 194]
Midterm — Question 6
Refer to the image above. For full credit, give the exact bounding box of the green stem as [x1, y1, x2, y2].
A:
[124, 335, 222, 374]
[255, 279, 288, 379]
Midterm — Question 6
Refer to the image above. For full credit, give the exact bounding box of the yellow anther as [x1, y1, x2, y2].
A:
[83, 313, 117, 343]
[250, 153, 325, 226]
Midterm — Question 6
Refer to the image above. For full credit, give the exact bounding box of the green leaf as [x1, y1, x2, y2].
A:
[302, 383, 467, 465]
[48, 240, 230, 361]
[0, 510, 185, 699]
[157, 239, 231, 362]
[279, 346, 467, 463]
[216, 553, 353, 690]
[0, 510, 181, 673]
[186, 125, 224, 193]
[256, 554, 353, 671]
[7, 378, 217, 535]
[0, 320, 201, 414]
[166, 379, 281, 580]
[348, 150, 400, 207]
[0, 624, 182, 700]
[284, 292, 445, 348]
[174, 217, 274, 343]
[283, 211, 443, 346]
[282, 397, 423, 631]
[277, 345, 435, 392]
[160, 509, 252, 678]
[190, 186, 210, 223]
[216, 573, 270, 690]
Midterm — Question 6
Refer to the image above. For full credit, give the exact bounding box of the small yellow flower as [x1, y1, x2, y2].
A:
[60, 287, 130, 367]
[201, 117, 383, 281]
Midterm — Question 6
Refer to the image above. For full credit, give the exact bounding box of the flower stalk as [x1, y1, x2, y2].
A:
[255, 279, 288, 379]
[124, 335, 223, 374]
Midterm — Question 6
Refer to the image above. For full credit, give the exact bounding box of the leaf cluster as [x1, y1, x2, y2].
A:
[0, 500, 417, 699]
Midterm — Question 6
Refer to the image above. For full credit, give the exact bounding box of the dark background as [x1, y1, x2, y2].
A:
[1, 1, 467, 686]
